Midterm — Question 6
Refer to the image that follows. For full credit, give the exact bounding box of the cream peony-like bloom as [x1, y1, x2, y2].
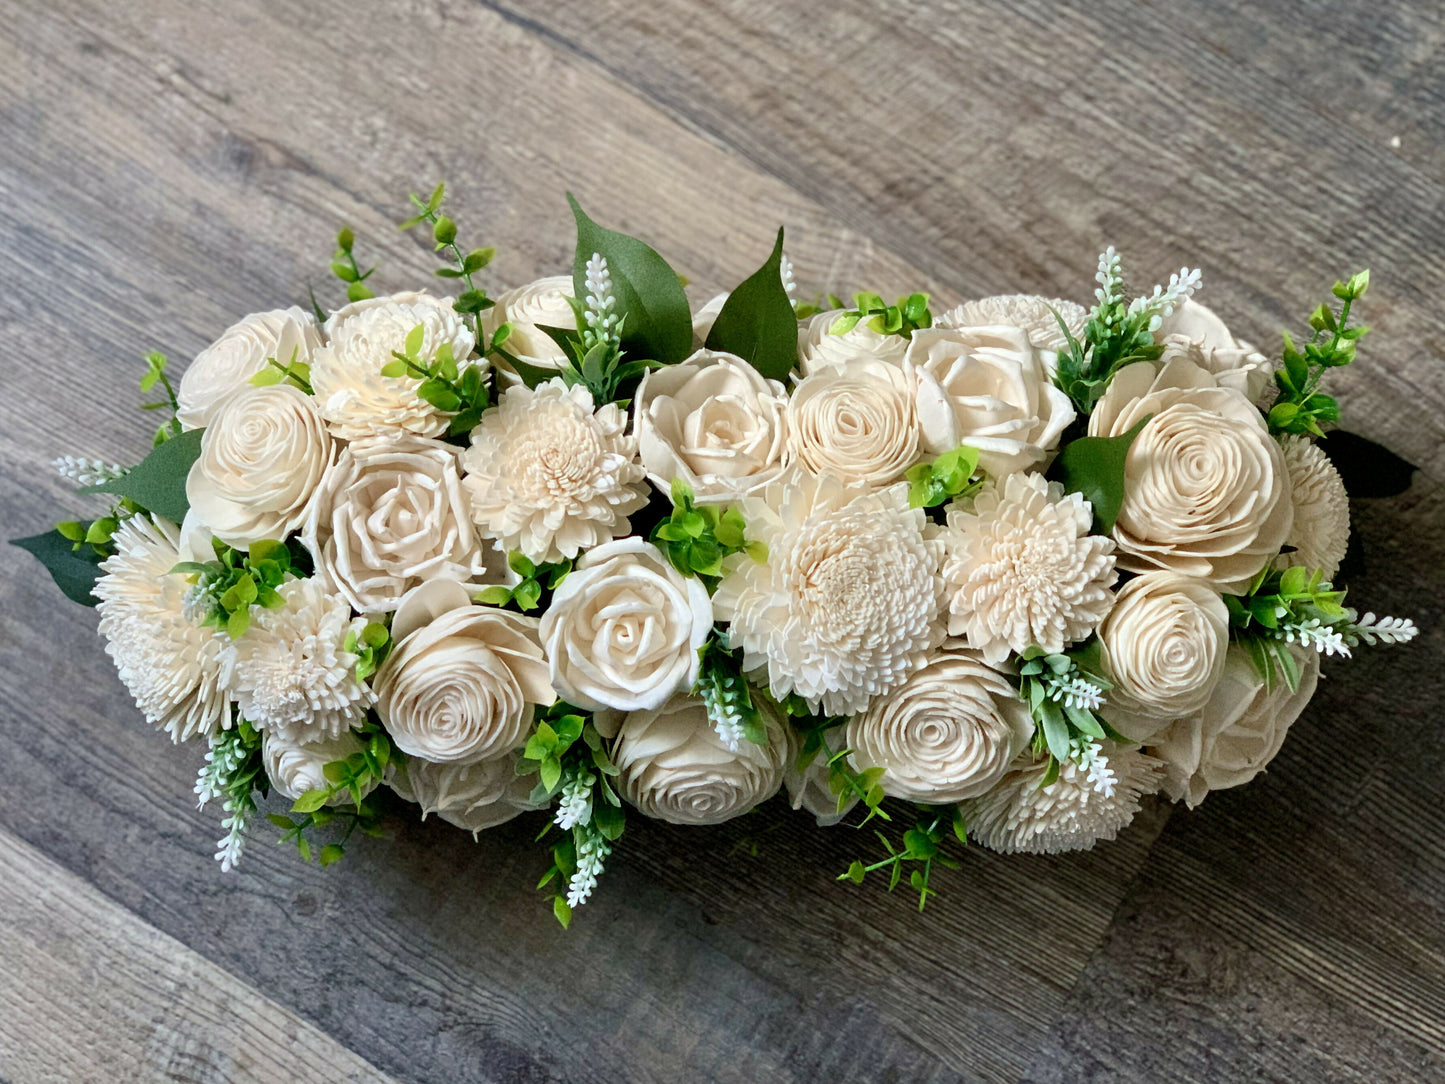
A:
[1148, 644, 1319, 808]
[797, 310, 908, 375]
[374, 579, 554, 764]
[846, 644, 1034, 803]
[311, 291, 477, 441]
[539, 538, 712, 713]
[303, 435, 491, 614]
[1090, 357, 1293, 591]
[1157, 299, 1272, 403]
[177, 307, 322, 431]
[713, 469, 945, 716]
[262, 730, 374, 804]
[1096, 570, 1230, 742]
[462, 378, 649, 564]
[480, 275, 575, 370]
[786, 357, 922, 488]
[1277, 436, 1350, 578]
[960, 745, 1164, 854]
[388, 753, 543, 835]
[218, 578, 373, 744]
[941, 473, 1116, 662]
[613, 694, 789, 825]
[185, 384, 334, 550]
[95, 516, 228, 743]
[937, 294, 1088, 355]
[907, 325, 1075, 477]
[635, 349, 789, 503]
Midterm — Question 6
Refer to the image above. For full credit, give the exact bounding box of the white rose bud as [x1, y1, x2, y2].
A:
[176, 307, 322, 431]
[786, 357, 921, 488]
[374, 579, 555, 763]
[797, 310, 908, 374]
[1157, 299, 1273, 403]
[262, 730, 374, 804]
[480, 275, 575, 370]
[635, 349, 789, 503]
[614, 694, 788, 825]
[185, 384, 335, 550]
[539, 538, 713, 712]
[908, 325, 1075, 477]
[1148, 644, 1319, 808]
[1097, 570, 1230, 742]
[845, 645, 1034, 803]
[388, 753, 543, 835]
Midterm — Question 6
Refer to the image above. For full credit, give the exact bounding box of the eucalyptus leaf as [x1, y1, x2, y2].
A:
[11, 530, 105, 606]
[1051, 417, 1149, 534]
[704, 227, 798, 382]
[81, 427, 205, 523]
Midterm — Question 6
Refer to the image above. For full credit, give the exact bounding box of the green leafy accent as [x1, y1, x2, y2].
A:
[1050, 417, 1149, 534]
[1015, 641, 1126, 781]
[277, 722, 393, 866]
[1269, 270, 1369, 437]
[788, 703, 890, 827]
[172, 537, 305, 640]
[704, 227, 799, 382]
[329, 225, 377, 304]
[382, 323, 491, 437]
[1225, 565, 1348, 692]
[838, 807, 965, 912]
[650, 478, 762, 587]
[80, 427, 204, 524]
[829, 291, 932, 339]
[249, 346, 313, 394]
[11, 528, 106, 606]
[694, 635, 769, 747]
[398, 181, 498, 340]
[344, 620, 392, 682]
[906, 444, 982, 509]
[476, 552, 573, 613]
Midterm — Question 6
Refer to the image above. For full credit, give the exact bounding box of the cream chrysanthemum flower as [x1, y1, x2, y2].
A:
[713, 468, 945, 716]
[219, 578, 374, 743]
[461, 378, 649, 564]
[95, 516, 228, 743]
[1277, 436, 1350, 578]
[937, 294, 1088, 354]
[960, 745, 1164, 855]
[941, 473, 1116, 662]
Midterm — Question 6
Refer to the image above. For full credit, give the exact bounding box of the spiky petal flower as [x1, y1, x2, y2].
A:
[941, 472, 1117, 663]
[219, 578, 374, 743]
[95, 515, 228, 743]
[714, 468, 945, 715]
[1276, 435, 1351, 579]
[960, 744, 1164, 855]
[937, 294, 1088, 355]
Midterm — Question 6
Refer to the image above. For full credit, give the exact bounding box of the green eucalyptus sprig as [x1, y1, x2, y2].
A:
[139, 351, 183, 445]
[381, 322, 491, 437]
[839, 807, 967, 912]
[56, 497, 140, 559]
[906, 444, 983, 509]
[651, 478, 763, 587]
[1268, 270, 1370, 437]
[248, 345, 314, 394]
[787, 702, 890, 827]
[1226, 565, 1349, 691]
[1017, 640, 1124, 789]
[345, 621, 393, 682]
[171, 537, 305, 640]
[398, 181, 495, 337]
[270, 721, 394, 867]
[329, 226, 377, 304]
[830, 290, 932, 339]
[476, 552, 572, 613]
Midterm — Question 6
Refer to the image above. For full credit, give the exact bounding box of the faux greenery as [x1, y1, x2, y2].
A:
[80, 426, 204, 524]
[704, 227, 799, 383]
[906, 444, 982, 510]
[248, 345, 314, 395]
[694, 634, 769, 748]
[788, 704, 890, 827]
[1016, 640, 1124, 788]
[399, 181, 496, 337]
[1049, 416, 1149, 534]
[195, 717, 266, 872]
[829, 290, 932, 339]
[381, 322, 491, 436]
[1226, 565, 1348, 691]
[651, 478, 762, 586]
[1269, 270, 1370, 437]
[9, 529, 107, 606]
[171, 537, 307, 640]
[138, 351, 183, 446]
[476, 551, 572, 613]
[329, 225, 377, 304]
[271, 721, 393, 866]
[839, 806, 966, 912]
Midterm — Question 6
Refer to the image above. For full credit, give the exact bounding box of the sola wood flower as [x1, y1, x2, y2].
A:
[1277, 435, 1350, 578]
[388, 754, 544, 835]
[960, 744, 1164, 854]
[936, 294, 1088, 354]
[176, 307, 322, 431]
[95, 515, 228, 743]
[481, 275, 576, 372]
[714, 468, 945, 716]
[941, 472, 1116, 662]
[796, 309, 908, 375]
[462, 379, 649, 565]
[262, 730, 374, 803]
[785, 357, 922, 489]
[1157, 299, 1273, 403]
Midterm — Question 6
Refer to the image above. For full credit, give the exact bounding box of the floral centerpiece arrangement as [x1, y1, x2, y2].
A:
[16, 184, 1418, 924]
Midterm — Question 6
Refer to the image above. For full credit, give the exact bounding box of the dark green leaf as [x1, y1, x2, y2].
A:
[704, 227, 798, 383]
[81, 427, 204, 523]
[11, 530, 105, 606]
[1050, 417, 1150, 534]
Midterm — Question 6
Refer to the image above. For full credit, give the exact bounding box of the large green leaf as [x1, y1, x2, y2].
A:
[81, 427, 204, 523]
[704, 227, 798, 382]
[1051, 417, 1150, 534]
[568, 194, 692, 364]
[11, 530, 105, 606]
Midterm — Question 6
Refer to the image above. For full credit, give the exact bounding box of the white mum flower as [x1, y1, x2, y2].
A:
[960, 745, 1164, 855]
[219, 578, 374, 743]
[461, 378, 649, 564]
[937, 294, 1088, 355]
[1276, 435, 1350, 579]
[713, 468, 945, 716]
[941, 472, 1117, 662]
[95, 516, 228, 743]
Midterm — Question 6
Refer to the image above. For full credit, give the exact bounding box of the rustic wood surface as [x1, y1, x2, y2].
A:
[0, 1, 1441, 1081]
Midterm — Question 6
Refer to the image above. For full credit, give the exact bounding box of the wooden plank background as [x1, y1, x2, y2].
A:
[0, 1, 1442, 1081]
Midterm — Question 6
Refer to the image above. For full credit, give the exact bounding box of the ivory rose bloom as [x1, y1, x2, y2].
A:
[375, 579, 554, 764]
[262, 731, 374, 803]
[1157, 299, 1272, 402]
[389, 754, 543, 834]
[176, 307, 322, 430]
[613, 694, 788, 825]
[1148, 644, 1319, 808]
[907, 325, 1075, 476]
[797, 310, 908, 374]
[937, 294, 1088, 355]
[1097, 571, 1230, 742]
[786, 357, 921, 488]
[311, 291, 477, 441]
[185, 385, 334, 549]
[1090, 357, 1293, 590]
[539, 538, 712, 712]
[303, 436, 491, 614]
[846, 645, 1034, 803]
[635, 349, 789, 502]
[480, 275, 575, 370]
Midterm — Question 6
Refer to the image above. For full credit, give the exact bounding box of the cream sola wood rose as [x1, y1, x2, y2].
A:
[481, 275, 577, 372]
[263, 730, 377, 804]
[1157, 298, 1273, 403]
[388, 754, 544, 835]
[374, 579, 555, 764]
[797, 309, 908, 374]
[785, 357, 923, 489]
[176, 307, 322, 430]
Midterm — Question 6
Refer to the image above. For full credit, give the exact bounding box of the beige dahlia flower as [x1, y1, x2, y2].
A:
[936, 294, 1088, 355]
[1276, 436, 1350, 579]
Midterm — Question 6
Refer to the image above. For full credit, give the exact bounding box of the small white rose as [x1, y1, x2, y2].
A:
[262, 730, 375, 804]
[613, 693, 789, 825]
[540, 538, 713, 713]
[374, 579, 555, 764]
[176, 307, 322, 431]
[480, 275, 576, 370]
[1157, 299, 1273, 403]
[388, 753, 544, 835]
[786, 357, 921, 488]
[185, 384, 335, 550]
[797, 309, 908, 374]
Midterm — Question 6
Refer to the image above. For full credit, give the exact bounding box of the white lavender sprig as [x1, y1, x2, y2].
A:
[53, 455, 126, 487]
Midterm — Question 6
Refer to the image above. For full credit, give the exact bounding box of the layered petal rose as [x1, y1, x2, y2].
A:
[785, 357, 921, 488]
[539, 538, 712, 712]
[374, 579, 555, 763]
[1097, 570, 1230, 742]
[1157, 299, 1272, 403]
[388, 753, 544, 835]
[176, 307, 322, 431]
[185, 384, 335, 550]
[846, 645, 1034, 803]
[480, 275, 575, 370]
[907, 325, 1075, 477]
[613, 693, 788, 825]
[262, 730, 375, 804]
[937, 294, 1088, 355]
[1089, 357, 1293, 590]
[797, 310, 908, 374]
[1148, 644, 1319, 808]
[635, 349, 789, 502]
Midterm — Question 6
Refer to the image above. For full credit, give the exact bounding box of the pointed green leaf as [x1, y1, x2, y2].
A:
[1051, 417, 1150, 534]
[80, 427, 204, 523]
[11, 530, 105, 606]
[704, 227, 798, 382]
